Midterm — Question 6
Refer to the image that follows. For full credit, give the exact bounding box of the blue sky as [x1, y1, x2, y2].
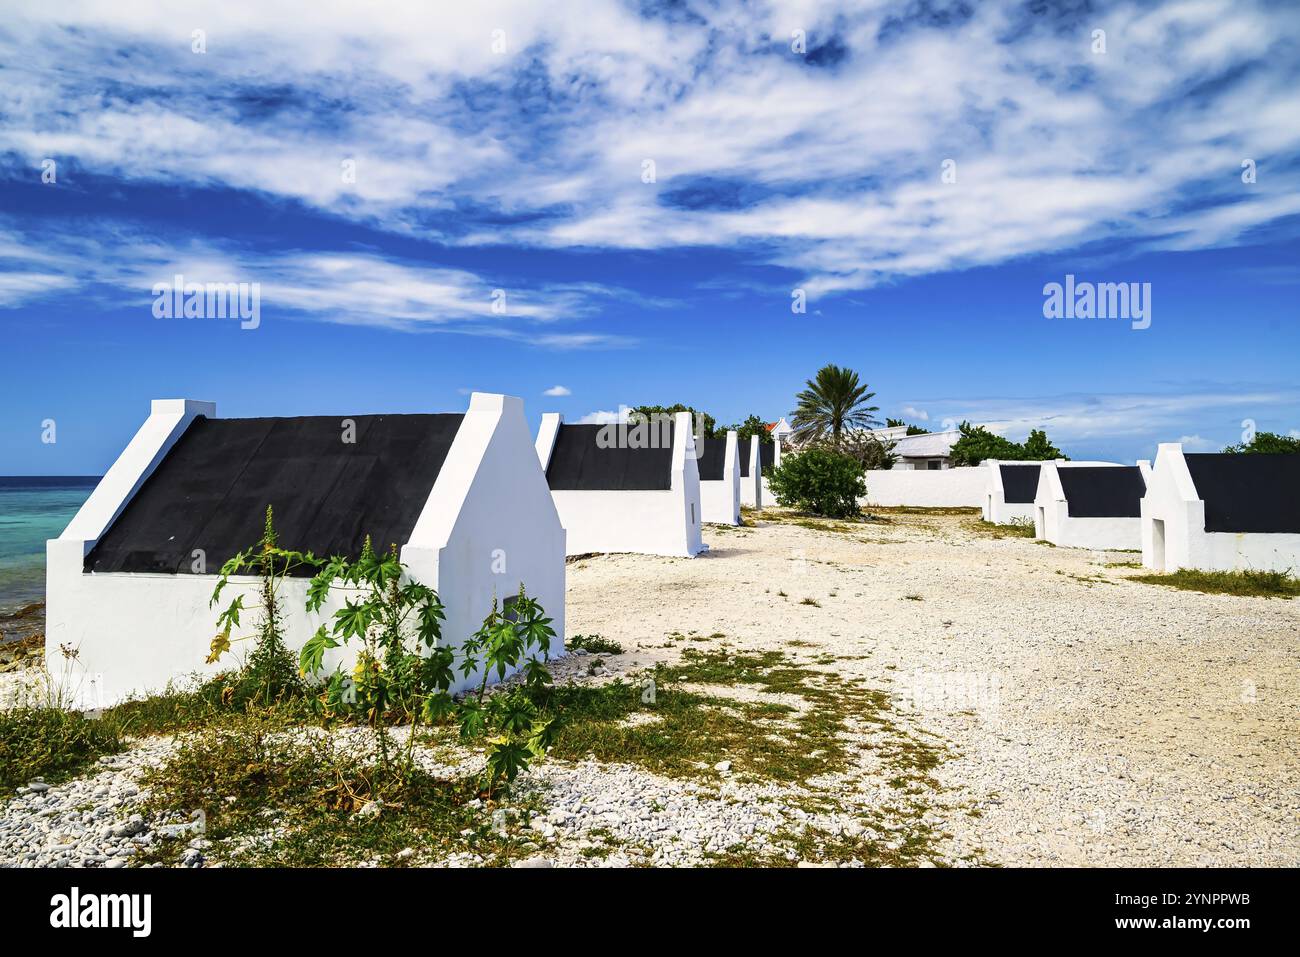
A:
[2, 0, 1298, 474]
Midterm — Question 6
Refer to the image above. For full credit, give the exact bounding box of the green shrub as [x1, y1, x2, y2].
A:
[766, 447, 866, 519]
[949, 422, 1065, 466]
[567, 634, 623, 655]
[207, 505, 320, 706]
[0, 708, 125, 791]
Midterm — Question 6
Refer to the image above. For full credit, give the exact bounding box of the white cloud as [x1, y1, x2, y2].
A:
[0, 0, 1296, 299]
[0, 220, 636, 347]
[576, 408, 630, 425]
[542, 385, 571, 396]
[1177, 434, 1216, 450]
[910, 387, 1300, 453]
[900, 406, 929, 421]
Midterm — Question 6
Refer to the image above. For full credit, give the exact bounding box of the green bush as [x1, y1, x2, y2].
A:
[766, 447, 866, 519]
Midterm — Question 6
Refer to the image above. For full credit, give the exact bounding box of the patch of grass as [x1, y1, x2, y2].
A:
[969, 518, 1037, 540]
[566, 634, 624, 656]
[1129, 567, 1300, 599]
[1104, 560, 1143, 569]
[903, 594, 923, 601]
[1058, 572, 1114, 587]
[869, 506, 978, 517]
[761, 510, 890, 533]
[138, 711, 529, 867]
[103, 674, 317, 738]
[707, 816, 949, 868]
[534, 649, 943, 791]
[799, 597, 821, 607]
[0, 708, 126, 792]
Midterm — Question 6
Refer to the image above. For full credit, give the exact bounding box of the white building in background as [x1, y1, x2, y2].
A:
[1140, 444, 1300, 573]
[536, 410, 703, 557]
[766, 417, 793, 464]
[739, 435, 764, 508]
[46, 393, 565, 707]
[697, 430, 741, 525]
[982, 461, 1045, 524]
[866, 425, 962, 470]
[1034, 460, 1151, 550]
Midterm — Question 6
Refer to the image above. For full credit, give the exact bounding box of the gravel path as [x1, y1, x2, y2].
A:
[561, 511, 1299, 866]
[2, 509, 1296, 867]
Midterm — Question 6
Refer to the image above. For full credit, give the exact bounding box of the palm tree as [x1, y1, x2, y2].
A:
[790, 364, 881, 448]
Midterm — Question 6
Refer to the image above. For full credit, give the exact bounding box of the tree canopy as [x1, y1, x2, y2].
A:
[1222, 431, 1300, 454]
[948, 422, 1066, 467]
[629, 404, 717, 437]
[790, 364, 881, 448]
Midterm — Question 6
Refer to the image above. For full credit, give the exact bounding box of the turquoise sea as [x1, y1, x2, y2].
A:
[0, 476, 98, 614]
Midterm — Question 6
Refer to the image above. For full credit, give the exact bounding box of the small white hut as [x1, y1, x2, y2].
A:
[697, 430, 741, 525]
[1034, 460, 1151, 550]
[1140, 443, 1300, 573]
[982, 461, 1044, 524]
[45, 393, 565, 706]
[535, 411, 703, 557]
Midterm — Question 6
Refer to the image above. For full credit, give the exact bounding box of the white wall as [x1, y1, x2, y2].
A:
[538, 410, 703, 557]
[46, 392, 565, 705]
[861, 466, 987, 508]
[405, 392, 567, 690]
[1034, 460, 1148, 551]
[1141, 443, 1300, 573]
[44, 547, 353, 707]
[699, 430, 740, 525]
[738, 435, 762, 508]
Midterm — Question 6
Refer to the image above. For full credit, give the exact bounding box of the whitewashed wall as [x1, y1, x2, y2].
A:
[404, 393, 567, 692]
[1141, 443, 1300, 573]
[861, 466, 986, 508]
[739, 436, 762, 508]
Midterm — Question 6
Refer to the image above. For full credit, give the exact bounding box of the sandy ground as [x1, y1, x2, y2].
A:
[564, 509, 1300, 866]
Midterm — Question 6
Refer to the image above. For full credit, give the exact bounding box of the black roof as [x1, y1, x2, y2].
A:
[998, 463, 1041, 504]
[1059, 466, 1146, 518]
[85, 414, 464, 576]
[545, 423, 673, 491]
[1185, 453, 1300, 533]
[695, 435, 730, 482]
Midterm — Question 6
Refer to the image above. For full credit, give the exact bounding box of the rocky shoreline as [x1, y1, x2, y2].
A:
[0, 600, 45, 651]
